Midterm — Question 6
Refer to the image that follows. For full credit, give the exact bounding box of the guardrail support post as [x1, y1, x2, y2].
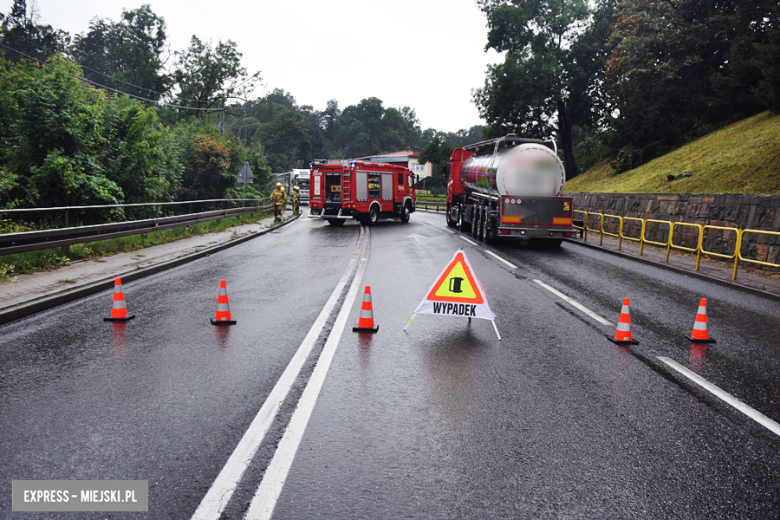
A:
[582, 213, 589, 240]
[733, 230, 742, 280]
[142, 206, 147, 241]
[61, 209, 70, 255]
[599, 215, 604, 246]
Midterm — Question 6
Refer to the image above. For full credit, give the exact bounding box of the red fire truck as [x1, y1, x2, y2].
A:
[309, 161, 417, 226]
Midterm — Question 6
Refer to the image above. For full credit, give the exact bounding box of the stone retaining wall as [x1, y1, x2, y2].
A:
[565, 193, 780, 270]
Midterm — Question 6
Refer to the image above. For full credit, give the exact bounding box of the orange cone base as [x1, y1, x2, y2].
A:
[686, 335, 716, 344]
[211, 318, 237, 326]
[606, 334, 638, 345]
[353, 325, 379, 333]
[104, 315, 135, 322]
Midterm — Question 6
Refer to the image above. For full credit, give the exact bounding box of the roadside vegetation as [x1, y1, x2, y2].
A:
[566, 112, 780, 194]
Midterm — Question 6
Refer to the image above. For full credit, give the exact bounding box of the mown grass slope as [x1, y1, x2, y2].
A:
[566, 111, 780, 194]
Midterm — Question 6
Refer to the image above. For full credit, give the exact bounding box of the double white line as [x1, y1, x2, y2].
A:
[191, 228, 369, 520]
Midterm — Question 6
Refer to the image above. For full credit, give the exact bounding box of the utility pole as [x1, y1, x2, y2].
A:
[219, 92, 226, 138]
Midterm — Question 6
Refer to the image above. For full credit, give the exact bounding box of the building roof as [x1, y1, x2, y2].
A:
[373, 150, 420, 158]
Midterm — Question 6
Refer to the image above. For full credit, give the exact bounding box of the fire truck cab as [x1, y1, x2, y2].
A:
[309, 161, 417, 226]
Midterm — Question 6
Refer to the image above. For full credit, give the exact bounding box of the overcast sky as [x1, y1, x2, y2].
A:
[3, 0, 504, 132]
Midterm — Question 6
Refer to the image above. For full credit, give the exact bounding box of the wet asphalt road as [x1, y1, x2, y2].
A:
[2, 209, 780, 519]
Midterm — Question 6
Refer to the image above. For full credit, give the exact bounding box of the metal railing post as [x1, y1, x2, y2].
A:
[733, 230, 742, 280]
[61, 209, 70, 255]
[584, 212, 588, 242]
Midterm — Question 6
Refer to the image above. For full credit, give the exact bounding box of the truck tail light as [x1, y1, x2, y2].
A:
[498, 229, 510, 235]
[564, 232, 577, 238]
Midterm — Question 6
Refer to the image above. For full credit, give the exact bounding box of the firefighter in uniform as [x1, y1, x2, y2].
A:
[270, 182, 286, 222]
[291, 186, 301, 215]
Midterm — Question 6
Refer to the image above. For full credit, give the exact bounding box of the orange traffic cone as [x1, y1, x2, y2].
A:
[607, 297, 638, 345]
[352, 286, 379, 333]
[211, 279, 236, 325]
[686, 298, 716, 343]
[104, 277, 135, 322]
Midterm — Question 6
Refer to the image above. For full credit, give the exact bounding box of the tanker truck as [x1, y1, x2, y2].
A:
[445, 134, 577, 246]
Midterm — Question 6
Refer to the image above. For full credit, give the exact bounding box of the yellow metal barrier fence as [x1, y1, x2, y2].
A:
[570, 211, 778, 281]
[586, 212, 604, 245]
[643, 219, 673, 260]
[737, 229, 780, 280]
[670, 222, 703, 267]
[700, 225, 740, 279]
[621, 217, 645, 254]
[602, 214, 624, 249]
[572, 210, 588, 240]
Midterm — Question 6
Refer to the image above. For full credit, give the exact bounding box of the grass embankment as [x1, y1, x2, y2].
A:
[0, 210, 273, 279]
[566, 111, 780, 194]
[416, 194, 446, 202]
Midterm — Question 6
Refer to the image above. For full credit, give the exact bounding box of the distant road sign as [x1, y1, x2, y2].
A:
[237, 163, 254, 184]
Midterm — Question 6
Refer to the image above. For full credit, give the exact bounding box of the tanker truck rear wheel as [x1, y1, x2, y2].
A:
[483, 212, 495, 244]
[476, 208, 486, 242]
[459, 206, 470, 233]
[471, 207, 480, 239]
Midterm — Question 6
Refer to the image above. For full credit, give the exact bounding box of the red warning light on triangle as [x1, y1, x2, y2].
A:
[425, 251, 484, 304]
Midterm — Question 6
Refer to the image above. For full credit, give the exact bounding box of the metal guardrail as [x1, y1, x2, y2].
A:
[1, 202, 271, 255]
[573, 211, 780, 280]
[415, 201, 447, 212]
[0, 198, 264, 226]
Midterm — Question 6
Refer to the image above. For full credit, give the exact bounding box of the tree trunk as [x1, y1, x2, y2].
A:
[557, 99, 578, 181]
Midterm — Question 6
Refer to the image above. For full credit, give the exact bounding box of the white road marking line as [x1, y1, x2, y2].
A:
[407, 233, 425, 245]
[244, 229, 371, 520]
[486, 250, 517, 269]
[441, 227, 456, 234]
[460, 236, 477, 246]
[190, 228, 366, 520]
[658, 356, 780, 438]
[533, 280, 613, 326]
[418, 221, 448, 234]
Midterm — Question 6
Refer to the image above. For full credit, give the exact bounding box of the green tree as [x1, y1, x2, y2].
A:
[0, 0, 69, 63]
[604, 0, 776, 167]
[173, 36, 261, 116]
[103, 96, 182, 203]
[321, 99, 341, 151]
[0, 56, 123, 210]
[72, 5, 171, 100]
[418, 136, 453, 180]
[255, 111, 318, 171]
[333, 97, 408, 158]
[473, 0, 612, 180]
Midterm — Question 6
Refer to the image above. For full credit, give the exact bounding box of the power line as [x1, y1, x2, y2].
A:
[0, 42, 221, 112]
[71, 56, 207, 104]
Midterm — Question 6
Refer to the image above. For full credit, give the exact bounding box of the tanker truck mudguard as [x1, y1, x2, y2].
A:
[445, 133, 576, 246]
[308, 161, 416, 226]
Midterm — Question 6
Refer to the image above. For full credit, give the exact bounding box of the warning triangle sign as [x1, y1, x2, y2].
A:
[414, 250, 494, 321]
[426, 252, 484, 304]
